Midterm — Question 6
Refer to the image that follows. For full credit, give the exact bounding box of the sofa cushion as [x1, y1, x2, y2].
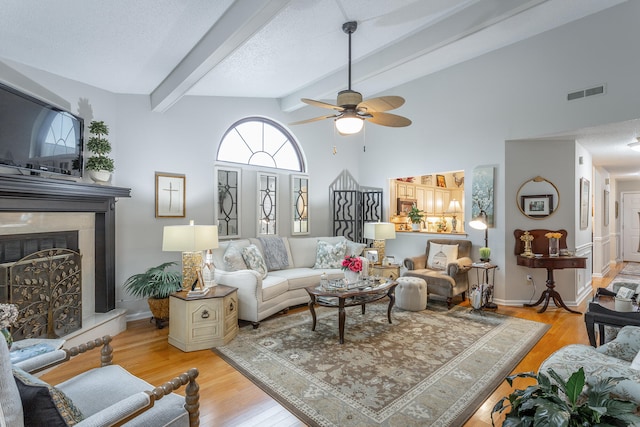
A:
[427, 243, 458, 270]
[596, 325, 640, 362]
[242, 245, 268, 279]
[261, 276, 290, 301]
[13, 366, 84, 426]
[223, 244, 248, 271]
[269, 268, 344, 291]
[313, 240, 347, 269]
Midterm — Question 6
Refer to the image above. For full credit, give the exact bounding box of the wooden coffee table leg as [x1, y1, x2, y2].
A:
[339, 297, 346, 344]
[387, 290, 395, 324]
[308, 296, 317, 331]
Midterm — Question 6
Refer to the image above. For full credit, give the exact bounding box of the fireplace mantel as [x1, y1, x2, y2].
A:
[0, 174, 131, 312]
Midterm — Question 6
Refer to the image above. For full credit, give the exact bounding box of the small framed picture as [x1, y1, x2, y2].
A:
[436, 174, 446, 188]
[155, 172, 186, 218]
[521, 194, 553, 217]
[363, 248, 379, 264]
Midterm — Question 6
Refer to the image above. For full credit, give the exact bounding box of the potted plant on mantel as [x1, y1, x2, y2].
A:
[407, 205, 424, 231]
[123, 262, 182, 329]
[85, 120, 114, 184]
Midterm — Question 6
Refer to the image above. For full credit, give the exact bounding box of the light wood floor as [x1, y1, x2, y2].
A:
[41, 264, 621, 426]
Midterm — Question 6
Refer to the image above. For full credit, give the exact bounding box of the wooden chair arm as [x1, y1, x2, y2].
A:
[24, 335, 113, 374]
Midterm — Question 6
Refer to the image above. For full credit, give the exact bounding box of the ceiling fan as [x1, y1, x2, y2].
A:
[291, 21, 411, 135]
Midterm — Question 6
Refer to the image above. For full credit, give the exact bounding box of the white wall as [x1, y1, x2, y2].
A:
[3, 1, 640, 316]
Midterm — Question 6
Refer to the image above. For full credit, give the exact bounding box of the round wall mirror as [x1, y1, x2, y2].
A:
[516, 176, 559, 219]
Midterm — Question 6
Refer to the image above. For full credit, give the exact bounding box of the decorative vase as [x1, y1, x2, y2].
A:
[548, 238, 559, 257]
[1, 328, 13, 350]
[89, 169, 111, 184]
[344, 269, 361, 284]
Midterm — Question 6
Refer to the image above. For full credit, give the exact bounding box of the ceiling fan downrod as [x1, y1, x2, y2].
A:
[342, 21, 357, 91]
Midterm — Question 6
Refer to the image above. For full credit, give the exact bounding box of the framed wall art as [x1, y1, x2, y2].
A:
[580, 177, 590, 229]
[155, 172, 185, 218]
[521, 194, 553, 217]
[436, 174, 446, 188]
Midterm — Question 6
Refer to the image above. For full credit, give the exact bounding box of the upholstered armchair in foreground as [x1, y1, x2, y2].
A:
[2, 335, 199, 427]
[403, 239, 472, 308]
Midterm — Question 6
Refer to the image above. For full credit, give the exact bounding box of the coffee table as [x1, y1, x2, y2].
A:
[305, 280, 397, 344]
[585, 287, 640, 346]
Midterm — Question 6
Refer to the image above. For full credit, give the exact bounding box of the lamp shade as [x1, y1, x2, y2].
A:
[363, 222, 396, 240]
[335, 112, 364, 135]
[162, 220, 219, 252]
[446, 199, 462, 214]
[468, 211, 488, 230]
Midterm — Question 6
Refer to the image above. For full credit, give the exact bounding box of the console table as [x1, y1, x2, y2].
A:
[517, 255, 586, 314]
[513, 229, 585, 314]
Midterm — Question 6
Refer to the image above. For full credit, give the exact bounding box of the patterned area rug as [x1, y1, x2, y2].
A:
[620, 262, 640, 277]
[213, 301, 549, 426]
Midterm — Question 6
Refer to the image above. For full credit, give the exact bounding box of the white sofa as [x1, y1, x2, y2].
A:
[211, 236, 368, 327]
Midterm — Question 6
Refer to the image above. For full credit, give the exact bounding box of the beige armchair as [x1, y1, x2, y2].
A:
[2, 335, 199, 427]
[403, 239, 472, 308]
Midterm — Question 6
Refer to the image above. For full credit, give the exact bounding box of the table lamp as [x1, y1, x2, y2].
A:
[446, 199, 462, 233]
[162, 220, 218, 290]
[363, 222, 396, 264]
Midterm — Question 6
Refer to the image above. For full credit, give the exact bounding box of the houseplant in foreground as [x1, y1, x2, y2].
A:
[491, 367, 640, 426]
[86, 120, 114, 183]
[123, 262, 182, 328]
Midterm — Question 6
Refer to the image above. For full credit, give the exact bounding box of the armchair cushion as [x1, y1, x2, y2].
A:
[13, 366, 84, 426]
[427, 243, 458, 270]
[0, 332, 24, 427]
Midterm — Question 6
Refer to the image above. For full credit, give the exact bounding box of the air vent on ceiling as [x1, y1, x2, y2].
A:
[567, 84, 605, 101]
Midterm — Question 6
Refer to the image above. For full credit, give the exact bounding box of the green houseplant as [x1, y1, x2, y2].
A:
[491, 368, 640, 426]
[86, 120, 114, 183]
[407, 205, 424, 231]
[123, 262, 182, 328]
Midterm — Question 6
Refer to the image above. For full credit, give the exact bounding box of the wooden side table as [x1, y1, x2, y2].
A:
[369, 264, 401, 280]
[169, 285, 238, 352]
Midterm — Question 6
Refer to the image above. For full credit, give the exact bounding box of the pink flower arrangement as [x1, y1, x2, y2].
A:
[341, 255, 362, 273]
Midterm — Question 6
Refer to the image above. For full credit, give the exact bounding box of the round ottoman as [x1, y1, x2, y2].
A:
[395, 277, 427, 311]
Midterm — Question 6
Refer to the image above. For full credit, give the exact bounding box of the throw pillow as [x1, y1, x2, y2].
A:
[427, 243, 459, 270]
[241, 244, 268, 279]
[313, 240, 347, 269]
[345, 240, 366, 257]
[223, 244, 248, 271]
[13, 366, 84, 426]
[595, 325, 640, 362]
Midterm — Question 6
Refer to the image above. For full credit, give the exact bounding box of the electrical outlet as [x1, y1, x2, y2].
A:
[526, 274, 533, 282]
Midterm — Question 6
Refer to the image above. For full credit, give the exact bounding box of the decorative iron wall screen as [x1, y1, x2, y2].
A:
[0, 249, 82, 340]
[332, 189, 382, 242]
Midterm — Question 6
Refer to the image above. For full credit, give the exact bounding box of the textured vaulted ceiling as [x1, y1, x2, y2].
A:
[0, 0, 637, 177]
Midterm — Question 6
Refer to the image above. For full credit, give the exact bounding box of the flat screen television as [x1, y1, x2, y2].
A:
[0, 82, 83, 177]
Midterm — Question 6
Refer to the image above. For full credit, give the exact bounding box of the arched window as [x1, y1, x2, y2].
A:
[217, 117, 304, 172]
[216, 117, 308, 237]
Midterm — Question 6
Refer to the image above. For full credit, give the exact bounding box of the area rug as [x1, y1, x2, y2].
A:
[213, 302, 549, 426]
[620, 262, 640, 277]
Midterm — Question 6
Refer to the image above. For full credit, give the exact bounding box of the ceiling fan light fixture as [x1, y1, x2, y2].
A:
[335, 113, 364, 135]
[629, 138, 640, 152]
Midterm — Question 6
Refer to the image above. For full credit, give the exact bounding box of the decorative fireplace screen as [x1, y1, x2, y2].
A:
[0, 248, 82, 340]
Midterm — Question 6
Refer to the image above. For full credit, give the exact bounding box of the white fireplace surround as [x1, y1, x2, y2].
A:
[0, 212, 126, 346]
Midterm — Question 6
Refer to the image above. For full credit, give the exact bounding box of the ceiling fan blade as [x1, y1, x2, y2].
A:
[289, 114, 337, 126]
[358, 96, 405, 112]
[367, 112, 412, 127]
[301, 98, 344, 111]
